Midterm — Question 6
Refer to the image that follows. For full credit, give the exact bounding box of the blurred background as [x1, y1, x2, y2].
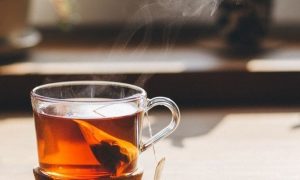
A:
[28, 0, 300, 26]
[2, 1, 300, 179]
[0, 0, 300, 109]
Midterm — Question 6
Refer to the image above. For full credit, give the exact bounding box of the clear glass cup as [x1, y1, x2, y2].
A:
[31, 81, 180, 179]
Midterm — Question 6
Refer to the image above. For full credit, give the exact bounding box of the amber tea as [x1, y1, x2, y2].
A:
[34, 103, 143, 178]
[31, 81, 180, 179]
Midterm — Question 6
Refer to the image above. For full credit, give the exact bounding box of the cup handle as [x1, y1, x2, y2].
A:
[140, 97, 180, 152]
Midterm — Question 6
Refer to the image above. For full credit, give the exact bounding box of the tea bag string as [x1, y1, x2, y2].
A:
[146, 112, 166, 180]
[145, 111, 157, 163]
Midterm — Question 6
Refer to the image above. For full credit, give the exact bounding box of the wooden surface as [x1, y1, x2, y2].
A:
[2, 107, 300, 179]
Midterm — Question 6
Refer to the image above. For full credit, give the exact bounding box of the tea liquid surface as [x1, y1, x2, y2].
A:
[34, 102, 143, 179]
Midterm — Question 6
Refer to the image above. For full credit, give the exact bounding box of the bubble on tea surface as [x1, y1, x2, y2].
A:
[42, 103, 69, 116]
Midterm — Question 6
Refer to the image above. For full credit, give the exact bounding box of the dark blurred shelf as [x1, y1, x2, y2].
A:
[0, 30, 300, 110]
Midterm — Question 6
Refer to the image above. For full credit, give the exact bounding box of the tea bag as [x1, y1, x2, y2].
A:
[94, 103, 137, 118]
[74, 120, 138, 176]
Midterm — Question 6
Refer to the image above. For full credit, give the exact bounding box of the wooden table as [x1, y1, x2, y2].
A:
[1, 107, 300, 179]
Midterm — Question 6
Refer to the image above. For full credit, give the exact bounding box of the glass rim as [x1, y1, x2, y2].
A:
[31, 81, 147, 103]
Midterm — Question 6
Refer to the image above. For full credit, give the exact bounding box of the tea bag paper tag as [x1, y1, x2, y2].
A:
[154, 157, 166, 180]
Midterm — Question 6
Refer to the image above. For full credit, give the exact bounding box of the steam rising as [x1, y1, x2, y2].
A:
[156, 0, 222, 16]
[43, 0, 223, 89]
[111, 0, 223, 50]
